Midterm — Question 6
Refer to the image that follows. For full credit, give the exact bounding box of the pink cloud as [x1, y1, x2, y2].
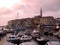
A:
[43, 10, 60, 18]
[12, 4, 24, 11]
[0, 7, 12, 15]
[0, 0, 60, 26]
[0, 12, 17, 26]
[11, 0, 41, 18]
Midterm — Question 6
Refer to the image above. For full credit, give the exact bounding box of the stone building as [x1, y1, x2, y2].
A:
[8, 19, 22, 29]
[7, 8, 42, 30]
[7, 18, 33, 30]
[7, 8, 57, 35]
[39, 16, 55, 34]
[55, 18, 60, 25]
[40, 16, 55, 25]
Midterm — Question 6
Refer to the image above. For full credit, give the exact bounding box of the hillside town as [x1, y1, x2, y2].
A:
[6, 9, 60, 36]
[0, 9, 60, 45]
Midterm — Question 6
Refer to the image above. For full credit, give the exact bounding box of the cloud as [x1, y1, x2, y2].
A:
[12, 4, 24, 11]
[11, 0, 41, 18]
[11, 0, 60, 18]
[41, 0, 60, 11]
[43, 10, 60, 18]
[0, 0, 60, 26]
[0, 11, 17, 26]
[39, 0, 60, 18]
[0, 7, 12, 15]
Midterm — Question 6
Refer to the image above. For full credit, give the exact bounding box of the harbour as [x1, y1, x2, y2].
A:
[0, 28, 60, 45]
[0, 14, 60, 45]
[0, 3, 60, 45]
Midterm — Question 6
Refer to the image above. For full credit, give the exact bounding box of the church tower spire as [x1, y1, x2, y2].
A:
[40, 8, 42, 17]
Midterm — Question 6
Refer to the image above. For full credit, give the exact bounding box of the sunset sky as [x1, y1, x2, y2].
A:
[0, 0, 60, 26]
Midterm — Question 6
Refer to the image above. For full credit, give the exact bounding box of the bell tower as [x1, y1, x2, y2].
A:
[40, 8, 42, 17]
